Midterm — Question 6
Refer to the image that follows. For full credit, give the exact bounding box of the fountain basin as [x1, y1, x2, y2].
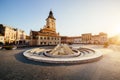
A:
[23, 44, 102, 64]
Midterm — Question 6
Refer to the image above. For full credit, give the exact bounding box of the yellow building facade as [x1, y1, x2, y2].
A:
[0, 24, 26, 44]
[4, 26, 16, 44]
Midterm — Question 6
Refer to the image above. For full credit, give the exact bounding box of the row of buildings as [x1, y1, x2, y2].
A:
[0, 24, 26, 45]
[61, 32, 107, 44]
[0, 10, 108, 45]
[30, 10, 108, 46]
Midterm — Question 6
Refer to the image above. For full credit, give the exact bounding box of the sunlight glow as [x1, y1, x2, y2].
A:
[109, 24, 120, 37]
[114, 25, 120, 34]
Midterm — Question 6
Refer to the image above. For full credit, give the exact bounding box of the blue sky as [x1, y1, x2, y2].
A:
[0, 0, 120, 37]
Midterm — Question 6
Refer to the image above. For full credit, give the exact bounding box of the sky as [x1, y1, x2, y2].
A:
[0, 0, 120, 37]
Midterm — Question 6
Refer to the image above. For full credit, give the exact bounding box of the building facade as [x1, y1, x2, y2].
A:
[60, 33, 108, 45]
[98, 32, 108, 44]
[61, 36, 68, 44]
[82, 33, 92, 44]
[91, 35, 100, 44]
[16, 29, 26, 44]
[1, 25, 16, 44]
[30, 10, 61, 46]
[61, 36, 82, 44]
[0, 24, 26, 44]
[73, 36, 82, 44]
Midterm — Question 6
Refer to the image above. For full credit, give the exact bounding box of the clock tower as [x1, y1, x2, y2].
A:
[46, 10, 56, 32]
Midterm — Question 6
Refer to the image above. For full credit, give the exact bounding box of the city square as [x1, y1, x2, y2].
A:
[0, 45, 120, 80]
[1, 0, 120, 80]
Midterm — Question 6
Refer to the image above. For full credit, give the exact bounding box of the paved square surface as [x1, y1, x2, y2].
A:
[0, 45, 120, 80]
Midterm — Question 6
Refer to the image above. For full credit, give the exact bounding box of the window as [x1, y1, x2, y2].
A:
[51, 37, 53, 40]
[47, 37, 49, 40]
[41, 42, 43, 45]
[41, 37, 42, 39]
[44, 37, 46, 40]
[44, 42, 46, 45]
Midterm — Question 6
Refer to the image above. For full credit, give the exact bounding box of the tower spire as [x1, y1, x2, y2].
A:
[47, 10, 56, 20]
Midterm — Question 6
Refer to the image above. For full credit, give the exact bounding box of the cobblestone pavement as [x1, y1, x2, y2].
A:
[0, 45, 120, 80]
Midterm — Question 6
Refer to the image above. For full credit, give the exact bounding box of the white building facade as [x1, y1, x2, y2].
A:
[16, 29, 26, 44]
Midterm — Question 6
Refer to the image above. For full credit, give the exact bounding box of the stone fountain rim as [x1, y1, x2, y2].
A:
[23, 48, 102, 64]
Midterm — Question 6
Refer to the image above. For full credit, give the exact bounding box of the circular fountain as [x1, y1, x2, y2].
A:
[23, 44, 102, 64]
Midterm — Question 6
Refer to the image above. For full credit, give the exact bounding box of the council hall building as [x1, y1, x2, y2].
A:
[30, 10, 61, 46]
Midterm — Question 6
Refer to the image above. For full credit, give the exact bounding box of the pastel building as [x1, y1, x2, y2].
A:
[61, 32, 108, 45]
[73, 36, 82, 44]
[0, 24, 26, 44]
[61, 36, 82, 44]
[16, 29, 26, 44]
[81, 33, 92, 44]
